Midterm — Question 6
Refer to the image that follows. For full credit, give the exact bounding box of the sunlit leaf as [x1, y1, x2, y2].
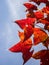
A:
[24, 25, 33, 40]
[9, 39, 33, 64]
[15, 18, 36, 29]
[34, 11, 44, 19]
[9, 38, 32, 52]
[33, 28, 48, 45]
[18, 25, 34, 41]
[18, 31, 24, 41]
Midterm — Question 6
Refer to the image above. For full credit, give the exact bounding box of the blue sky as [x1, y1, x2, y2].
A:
[0, 0, 47, 65]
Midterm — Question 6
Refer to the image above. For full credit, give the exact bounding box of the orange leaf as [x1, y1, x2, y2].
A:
[33, 28, 48, 45]
[18, 31, 24, 41]
[15, 18, 36, 29]
[18, 25, 33, 41]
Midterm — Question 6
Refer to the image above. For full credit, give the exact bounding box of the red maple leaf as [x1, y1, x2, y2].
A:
[15, 18, 36, 29]
[24, 25, 33, 41]
[18, 25, 33, 41]
[23, 3, 37, 11]
[9, 39, 33, 64]
[34, 11, 44, 19]
[33, 28, 48, 45]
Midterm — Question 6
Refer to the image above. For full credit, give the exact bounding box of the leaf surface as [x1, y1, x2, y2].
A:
[34, 11, 44, 19]
[33, 28, 48, 45]
[15, 18, 36, 29]
[32, 50, 47, 59]
[9, 39, 33, 64]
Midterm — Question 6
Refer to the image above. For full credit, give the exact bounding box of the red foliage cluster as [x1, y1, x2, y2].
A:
[9, 0, 49, 65]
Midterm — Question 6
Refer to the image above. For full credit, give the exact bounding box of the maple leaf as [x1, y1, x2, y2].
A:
[9, 39, 33, 64]
[33, 28, 48, 45]
[15, 18, 36, 29]
[24, 25, 33, 41]
[9, 39, 32, 52]
[34, 11, 44, 19]
[42, 37, 49, 48]
[23, 3, 37, 11]
[18, 25, 33, 41]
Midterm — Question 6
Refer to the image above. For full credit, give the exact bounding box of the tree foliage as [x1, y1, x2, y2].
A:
[9, 0, 49, 65]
